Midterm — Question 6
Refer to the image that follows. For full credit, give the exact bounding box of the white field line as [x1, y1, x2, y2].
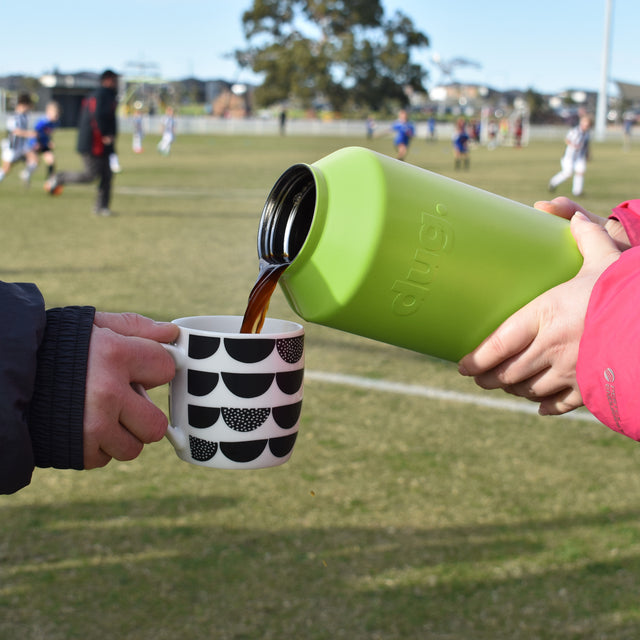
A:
[305, 370, 599, 423]
[115, 186, 265, 198]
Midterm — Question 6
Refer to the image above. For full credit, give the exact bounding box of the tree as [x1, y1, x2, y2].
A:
[235, 0, 429, 113]
[524, 87, 557, 124]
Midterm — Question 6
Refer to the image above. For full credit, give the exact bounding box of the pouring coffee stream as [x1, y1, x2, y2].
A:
[240, 165, 316, 334]
[240, 262, 288, 334]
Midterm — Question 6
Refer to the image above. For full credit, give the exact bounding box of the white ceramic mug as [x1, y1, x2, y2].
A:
[161, 315, 304, 469]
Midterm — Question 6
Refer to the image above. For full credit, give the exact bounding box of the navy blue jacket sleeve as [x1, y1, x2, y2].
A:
[0, 282, 95, 494]
[29, 305, 96, 472]
[0, 283, 44, 493]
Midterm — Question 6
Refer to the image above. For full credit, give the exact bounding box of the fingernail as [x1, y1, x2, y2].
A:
[572, 211, 589, 222]
[458, 363, 469, 376]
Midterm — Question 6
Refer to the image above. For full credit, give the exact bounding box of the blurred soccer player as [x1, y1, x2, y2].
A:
[548, 115, 592, 197]
[45, 69, 119, 216]
[0, 93, 38, 186]
[31, 101, 61, 180]
[157, 106, 175, 156]
[391, 109, 415, 161]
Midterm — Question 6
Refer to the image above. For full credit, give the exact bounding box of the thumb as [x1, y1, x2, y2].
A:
[571, 211, 620, 268]
[535, 197, 589, 221]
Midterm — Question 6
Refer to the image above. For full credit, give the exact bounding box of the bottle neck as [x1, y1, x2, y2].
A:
[257, 164, 316, 265]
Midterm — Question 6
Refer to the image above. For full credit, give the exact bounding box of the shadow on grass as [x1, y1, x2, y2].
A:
[3, 497, 640, 639]
[128, 209, 260, 219]
[0, 265, 126, 276]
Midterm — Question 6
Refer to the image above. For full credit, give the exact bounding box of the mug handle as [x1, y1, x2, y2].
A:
[131, 342, 189, 455]
[161, 342, 185, 368]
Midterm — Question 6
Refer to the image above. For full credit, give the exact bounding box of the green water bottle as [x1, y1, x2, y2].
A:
[257, 146, 583, 362]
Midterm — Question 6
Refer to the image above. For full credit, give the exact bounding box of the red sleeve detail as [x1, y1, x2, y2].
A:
[610, 200, 640, 247]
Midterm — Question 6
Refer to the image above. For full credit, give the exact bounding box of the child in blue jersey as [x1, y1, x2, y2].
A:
[0, 93, 38, 186]
[452, 118, 470, 170]
[391, 109, 415, 161]
[31, 101, 60, 180]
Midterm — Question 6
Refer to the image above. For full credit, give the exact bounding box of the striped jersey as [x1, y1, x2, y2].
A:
[565, 125, 590, 160]
[7, 112, 30, 154]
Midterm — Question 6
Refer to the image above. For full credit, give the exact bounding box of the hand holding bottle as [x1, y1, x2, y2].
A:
[458, 211, 622, 416]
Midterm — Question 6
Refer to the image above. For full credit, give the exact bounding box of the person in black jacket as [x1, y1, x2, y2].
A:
[45, 69, 119, 216]
[0, 281, 178, 495]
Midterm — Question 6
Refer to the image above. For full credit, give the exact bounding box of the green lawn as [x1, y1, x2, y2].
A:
[2, 129, 640, 639]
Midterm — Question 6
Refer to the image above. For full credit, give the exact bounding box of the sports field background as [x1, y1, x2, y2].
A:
[2, 129, 640, 639]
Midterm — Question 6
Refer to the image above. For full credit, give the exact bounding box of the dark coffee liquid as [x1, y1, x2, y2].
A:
[240, 263, 288, 334]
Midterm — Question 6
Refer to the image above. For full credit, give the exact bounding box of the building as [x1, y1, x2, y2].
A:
[428, 82, 502, 116]
[38, 71, 103, 126]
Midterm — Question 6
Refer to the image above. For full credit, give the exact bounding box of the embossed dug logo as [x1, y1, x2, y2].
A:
[391, 204, 454, 316]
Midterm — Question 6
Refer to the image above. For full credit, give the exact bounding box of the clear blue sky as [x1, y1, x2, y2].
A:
[1, 0, 636, 95]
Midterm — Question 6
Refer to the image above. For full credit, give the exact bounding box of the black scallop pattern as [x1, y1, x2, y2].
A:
[188, 371, 219, 396]
[187, 435, 297, 464]
[269, 433, 298, 457]
[220, 439, 269, 463]
[224, 338, 275, 363]
[221, 372, 275, 398]
[188, 405, 221, 429]
[188, 335, 221, 359]
[181, 332, 303, 466]
[272, 401, 302, 429]
[275, 369, 304, 395]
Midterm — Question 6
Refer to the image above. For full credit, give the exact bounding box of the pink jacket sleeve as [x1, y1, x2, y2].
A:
[576, 215, 640, 439]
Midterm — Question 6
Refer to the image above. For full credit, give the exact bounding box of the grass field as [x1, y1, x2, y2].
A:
[2, 129, 640, 639]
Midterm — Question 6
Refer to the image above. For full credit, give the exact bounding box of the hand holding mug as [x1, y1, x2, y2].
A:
[83, 312, 179, 468]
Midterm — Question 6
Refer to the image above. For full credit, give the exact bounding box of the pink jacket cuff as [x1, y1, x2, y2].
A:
[610, 199, 640, 246]
[577, 247, 640, 439]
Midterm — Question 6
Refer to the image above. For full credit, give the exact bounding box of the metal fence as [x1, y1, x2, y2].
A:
[0, 112, 626, 142]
